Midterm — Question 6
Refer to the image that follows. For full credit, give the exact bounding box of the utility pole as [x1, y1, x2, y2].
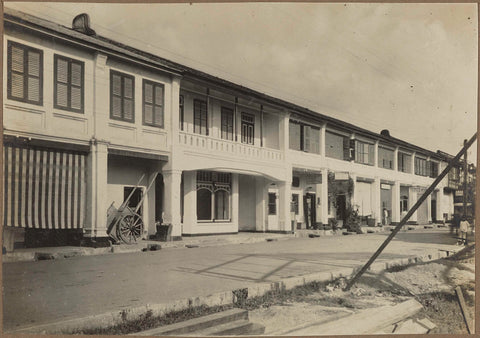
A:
[463, 139, 468, 218]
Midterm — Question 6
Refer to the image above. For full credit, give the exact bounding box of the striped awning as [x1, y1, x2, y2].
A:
[3, 143, 87, 229]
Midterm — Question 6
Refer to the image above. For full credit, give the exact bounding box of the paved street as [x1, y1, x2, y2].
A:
[2, 229, 460, 332]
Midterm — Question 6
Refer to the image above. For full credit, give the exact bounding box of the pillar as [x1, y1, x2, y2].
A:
[182, 171, 196, 234]
[374, 141, 379, 168]
[231, 173, 239, 230]
[93, 53, 109, 140]
[373, 177, 381, 225]
[85, 139, 109, 239]
[394, 146, 399, 171]
[163, 170, 182, 238]
[426, 193, 432, 223]
[255, 176, 268, 231]
[409, 186, 418, 223]
[411, 152, 416, 174]
[392, 181, 401, 224]
[320, 123, 327, 158]
[320, 168, 329, 225]
[278, 168, 292, 232]
[350, 173, 357, 208]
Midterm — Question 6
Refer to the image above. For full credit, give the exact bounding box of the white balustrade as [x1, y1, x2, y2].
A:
[178, 131, 283, 162]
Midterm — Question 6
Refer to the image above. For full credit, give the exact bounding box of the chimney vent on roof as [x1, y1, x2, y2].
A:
[72, 13, 96, 36]
[380, 129, 391, 137]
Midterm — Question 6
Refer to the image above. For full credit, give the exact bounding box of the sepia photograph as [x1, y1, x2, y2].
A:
[2, 2, 477, 335]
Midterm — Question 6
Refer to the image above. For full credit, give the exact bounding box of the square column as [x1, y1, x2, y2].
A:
[374, 141, 379, 168]
[278, 181, 292, 232]
[255, 176, 268, 231]
[163, 170, 182, 238]
[392, 181, 401, 223]
[426, 193, 432, 223]
[373, 177, 381, 225]
[408, 187, 418, 223]
[320, 169, 329, 225]
[85, 139, 109, 239]
[393, 147, 399, 171]
[320, 123, 327, 158]
[231, 173, 239, 230]
[350, 173, 357, 207]
[182, 171, 196, 234]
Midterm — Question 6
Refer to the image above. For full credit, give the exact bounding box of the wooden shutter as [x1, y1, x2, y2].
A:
[10, 45, 24, 99]
[144, 82, 153, 124]
[303, 125, 311, 152]
[111, 73, 122, 118]
[56, 58, 69, 107]
[154, 85, 164, 126]
[27, 50, 41, 102]
[123, 77, 134, 121]
[70, 62, 82, 110]
[343, 137, 350, 160]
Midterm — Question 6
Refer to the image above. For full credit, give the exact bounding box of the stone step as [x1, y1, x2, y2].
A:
[133, 308, 248, 336]
[188, 319, 265, 336]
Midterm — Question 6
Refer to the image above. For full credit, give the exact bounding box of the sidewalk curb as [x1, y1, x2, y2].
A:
[5, 248, 457, 335]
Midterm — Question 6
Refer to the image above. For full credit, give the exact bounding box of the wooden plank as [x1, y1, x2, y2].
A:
[60, 151, 67, 229]
[6, 146, 12, 227]
[79, 154, 86, 228]
[72, 154, 78, 228]
[54, 151, 61, 229]
[287, 299, 423, 335]
[27, 149, 34, 228]
[456, 286, 472, 334]
[33, 149, 41, 229]
[47, 150, 54, 229]
[20, 148, 27, 227]
[66, 152, 73, 229]
[40, 150, 47, 229]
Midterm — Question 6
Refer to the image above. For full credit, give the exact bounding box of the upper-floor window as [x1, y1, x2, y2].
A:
[110, 70, 134, 122]
[54, 55, 84, 113]
[378, 146, 394, 169]
[398, 152, 412, 173]
[194, 99, 208, 135]
[414, 157, 428, 176]
[179, 95, 184, 131]
[289, 121, 320, 154]
[143, 79, 164, 127]
[7, 41, 43, 105]
[355, 140, 374, 165]
[429, 161, 439, 178]
[325, 131, 350, 161]
[241, 113, 255, 144]
[221, 107, 234, 141]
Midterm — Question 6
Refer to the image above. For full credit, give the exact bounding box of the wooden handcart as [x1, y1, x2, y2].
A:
[107, 173, 158, 244]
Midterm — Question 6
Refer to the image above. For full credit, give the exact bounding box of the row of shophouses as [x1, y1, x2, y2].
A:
[2, 8, 464, 248]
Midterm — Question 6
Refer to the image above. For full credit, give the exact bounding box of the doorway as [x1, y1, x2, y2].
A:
[336, 194, 346, 225]
[431, 199, 437, 223]
[303, 194, 316, 229]
[124, 187, 143, 215]
[154, 174, 164, 223]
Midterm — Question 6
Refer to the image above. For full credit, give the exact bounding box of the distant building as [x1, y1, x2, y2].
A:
[2, 9, 461, 250]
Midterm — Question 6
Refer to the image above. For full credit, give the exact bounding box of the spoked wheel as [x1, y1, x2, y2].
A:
[117, 213, 144, 244]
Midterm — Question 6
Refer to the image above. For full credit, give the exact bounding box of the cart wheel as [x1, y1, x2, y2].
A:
[117, 213, 143, 244]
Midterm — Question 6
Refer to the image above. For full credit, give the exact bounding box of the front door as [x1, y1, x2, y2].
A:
[431, 200, 437, 223]
[336, 194, 346, 225]
[303, 194, 316, 229]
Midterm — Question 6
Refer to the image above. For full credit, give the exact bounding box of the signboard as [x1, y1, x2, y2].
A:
[334, 172, 349, 181]
[306, 174, 322, 184]
[455, 190, 464, 197]
[381, 183, 391, 190]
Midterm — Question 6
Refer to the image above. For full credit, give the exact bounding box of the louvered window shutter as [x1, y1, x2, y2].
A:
[71, 62, 82, 110]
[56, 58, 69, 107]
[303, 125, 311, 152]
[123, 77, 134, 121]
[27, 51, 40, 102]
[343, 137, 350, 160]
[111, 73, 122, 119]
[154, 85, 164, 127]
[144, 82, 153, 125]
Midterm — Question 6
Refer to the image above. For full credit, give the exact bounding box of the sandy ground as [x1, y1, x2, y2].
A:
[249, 246, 475, 335]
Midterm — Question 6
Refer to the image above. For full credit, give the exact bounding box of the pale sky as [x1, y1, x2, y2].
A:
[6, 2, 478, 161]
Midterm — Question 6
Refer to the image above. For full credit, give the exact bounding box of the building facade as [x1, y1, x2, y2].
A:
[2, 9, 457, 250]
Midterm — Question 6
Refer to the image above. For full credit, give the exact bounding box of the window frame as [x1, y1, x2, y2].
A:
[221, 106, 234, 141]
[193, 99, 208, 135]
[110, 69, 135, 123]
[196, 171, 232, 222]
[7, 40, 44, 105]
[142, 79, 164, 128]
[241, 112, 255, 145]
[355, 140, 374, 165]
[53, 54, 84, 113]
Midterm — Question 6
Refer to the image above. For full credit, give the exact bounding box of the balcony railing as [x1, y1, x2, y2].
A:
[178, 131, 283, 162]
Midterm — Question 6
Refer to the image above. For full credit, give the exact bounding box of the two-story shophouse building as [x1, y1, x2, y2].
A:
[2, 9, 455, 250]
